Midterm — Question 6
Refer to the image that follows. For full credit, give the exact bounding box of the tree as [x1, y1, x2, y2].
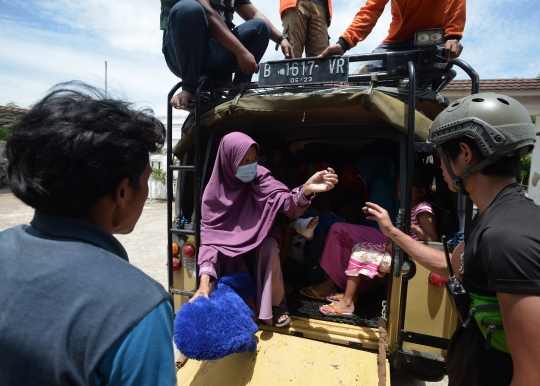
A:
[5, 101, 20, 108]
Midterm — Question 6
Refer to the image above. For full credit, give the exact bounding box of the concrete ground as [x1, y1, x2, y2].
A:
[0, 186, 447, 385]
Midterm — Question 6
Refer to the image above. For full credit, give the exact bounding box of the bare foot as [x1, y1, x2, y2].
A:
[320, 299, 355, 315]
[326, 293, 344, 302]
[170, 90, 195, 110]
[305, 216, 319, 241]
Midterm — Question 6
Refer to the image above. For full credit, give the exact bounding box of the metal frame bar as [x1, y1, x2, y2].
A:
[167, 82, 183, 292]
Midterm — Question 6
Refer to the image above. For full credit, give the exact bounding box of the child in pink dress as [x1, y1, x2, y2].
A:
[311, 164, 439, 317]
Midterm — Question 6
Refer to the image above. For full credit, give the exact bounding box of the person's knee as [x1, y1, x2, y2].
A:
[170, 0, 205, 23]
[250, 18, 270, 39]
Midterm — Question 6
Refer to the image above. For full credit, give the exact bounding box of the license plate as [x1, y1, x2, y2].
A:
[258, 57, 349, 87]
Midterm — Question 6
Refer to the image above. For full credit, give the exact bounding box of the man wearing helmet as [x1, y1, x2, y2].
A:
[364, 93, 540, 385]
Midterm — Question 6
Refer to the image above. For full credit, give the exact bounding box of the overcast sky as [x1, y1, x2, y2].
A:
[1, 0, 539, 115]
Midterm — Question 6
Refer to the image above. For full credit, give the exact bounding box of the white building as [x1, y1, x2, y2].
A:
[148, 110, 189, 200]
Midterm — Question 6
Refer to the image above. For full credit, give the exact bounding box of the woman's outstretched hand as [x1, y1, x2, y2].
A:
[302, 167, 338, 196]
[363, 202, 395, 237]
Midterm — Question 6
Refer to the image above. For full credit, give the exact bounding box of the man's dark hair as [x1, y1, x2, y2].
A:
[6, 81, 166, 216]
[440, 136, 520, 178]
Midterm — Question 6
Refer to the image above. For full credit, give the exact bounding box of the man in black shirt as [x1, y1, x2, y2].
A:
[363, 92, 539, 385]
[161, 0, 293, 110]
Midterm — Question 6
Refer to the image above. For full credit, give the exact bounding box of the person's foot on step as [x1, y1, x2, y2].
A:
[170, 90, 195, 110]
[320, 299, 355, 315]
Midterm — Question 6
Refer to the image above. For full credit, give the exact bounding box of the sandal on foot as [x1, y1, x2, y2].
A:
[319, 302, 355, 319]
[299, 286, 326, 301]
[325, 293, 344, 302]
[272, 306, 291, 327]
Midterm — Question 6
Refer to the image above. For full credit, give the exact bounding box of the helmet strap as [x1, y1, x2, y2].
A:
[439, 152, 469, 195]
[438, 147, 497, 196]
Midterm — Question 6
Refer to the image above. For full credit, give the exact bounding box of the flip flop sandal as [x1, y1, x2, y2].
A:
[325, 293, 344, 303]
[299, 286, 326, 301]
[272, 306, 291, 328]
[319, 302, 355, 319]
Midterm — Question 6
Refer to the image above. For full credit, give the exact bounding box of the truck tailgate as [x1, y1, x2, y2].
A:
[177, 330, 388, 385]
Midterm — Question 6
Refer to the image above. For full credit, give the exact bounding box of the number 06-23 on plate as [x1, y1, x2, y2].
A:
[258, 57, 349, 87]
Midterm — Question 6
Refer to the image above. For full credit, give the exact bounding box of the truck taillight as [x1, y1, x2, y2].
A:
[183, 244, 195, 257]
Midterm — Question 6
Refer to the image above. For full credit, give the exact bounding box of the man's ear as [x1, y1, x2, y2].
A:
[114, 178, 130, 208]
[459, 142, 477, 165]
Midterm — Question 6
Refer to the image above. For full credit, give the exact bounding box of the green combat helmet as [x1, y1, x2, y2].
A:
[429, 92, 536, 194]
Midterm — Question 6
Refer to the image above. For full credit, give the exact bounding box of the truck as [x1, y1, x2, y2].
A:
[165, 29, 480, 385]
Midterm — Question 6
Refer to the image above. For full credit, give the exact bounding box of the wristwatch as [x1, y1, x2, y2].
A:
[275, 34, 290, 51]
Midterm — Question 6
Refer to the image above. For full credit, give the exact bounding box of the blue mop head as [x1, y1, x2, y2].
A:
[173, 272, 258, 360]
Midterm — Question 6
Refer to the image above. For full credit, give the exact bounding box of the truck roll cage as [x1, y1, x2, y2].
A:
[165, 50, 479, 357]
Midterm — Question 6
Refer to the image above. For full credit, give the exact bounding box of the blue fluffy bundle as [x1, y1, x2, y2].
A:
[173, 272, 259, 360]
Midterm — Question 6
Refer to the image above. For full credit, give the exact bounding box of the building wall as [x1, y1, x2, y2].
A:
[148, 110, 188, 200]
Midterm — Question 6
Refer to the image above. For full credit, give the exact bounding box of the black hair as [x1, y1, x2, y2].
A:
[412, 162, 435, 192]
[440, 136, 519, 178]
[6, 81, 166, 216]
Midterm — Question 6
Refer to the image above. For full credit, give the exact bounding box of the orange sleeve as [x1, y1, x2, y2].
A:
[339, 0, 390, 50]
[444, 0, 466, 40]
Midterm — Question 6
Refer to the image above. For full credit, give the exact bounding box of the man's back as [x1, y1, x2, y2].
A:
[0, 213, 171, 385]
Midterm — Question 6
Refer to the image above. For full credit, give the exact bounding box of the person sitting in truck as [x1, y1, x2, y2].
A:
[0, 82, 176, 385]
[191, 132, 338, 327]
[162, 0, 293, 111]
[300, 162, 438, 306]
[317, 164, 438, 317]
[279, 0, 332, 58]
[366, 93, 539, 385]
[319, 0, 465, 63]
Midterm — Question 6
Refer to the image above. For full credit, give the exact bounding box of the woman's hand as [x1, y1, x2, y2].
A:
[363, 202, 396, 237]
[189, 274, 211, 303]
[302, 167, 338, 196]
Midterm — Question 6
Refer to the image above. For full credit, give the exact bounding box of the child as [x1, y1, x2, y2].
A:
[303, 163, 438, 317]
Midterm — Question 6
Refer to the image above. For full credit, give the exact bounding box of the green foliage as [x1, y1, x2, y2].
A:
[151, 167, 166, 184]
[5, 101, 20, 108]
[153, 149, 163, 155]
[537, 73, 540, 79]
[532, 115, 537, 124]
[519, 152, 532, 186]
[0, 125, 11, 141]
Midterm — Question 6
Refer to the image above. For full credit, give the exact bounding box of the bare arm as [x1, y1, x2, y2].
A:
[235, 3, 294, 58]
[196, 0, 258, 73]
[364, 202, 463, 278]
[497, 293, 540, 384]
[411, 212, 439, 241]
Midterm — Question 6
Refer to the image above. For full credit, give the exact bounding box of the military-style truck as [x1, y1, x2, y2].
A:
[165, 29, 480, 385]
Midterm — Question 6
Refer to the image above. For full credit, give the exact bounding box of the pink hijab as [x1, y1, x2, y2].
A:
[200, 132, 292, 260]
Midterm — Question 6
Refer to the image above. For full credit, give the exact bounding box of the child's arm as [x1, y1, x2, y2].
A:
[412, 212, 439, 241]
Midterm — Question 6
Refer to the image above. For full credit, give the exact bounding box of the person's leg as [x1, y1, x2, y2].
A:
[210, 18, 270, 85]
[254, 236, 287, 326]
[162, 0, 212, 94]
[301, 223, 387, 297]
[304, 1, 329, 57]
[281, 0, 308, 58]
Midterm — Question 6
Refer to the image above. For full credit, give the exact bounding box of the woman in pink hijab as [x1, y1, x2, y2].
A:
[190, 132, 338, 327]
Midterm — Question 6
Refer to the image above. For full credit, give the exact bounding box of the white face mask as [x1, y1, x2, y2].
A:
[235, 162, 258, 183]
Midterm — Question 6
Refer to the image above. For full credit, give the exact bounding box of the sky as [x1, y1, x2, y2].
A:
[1, 0, 539, 116]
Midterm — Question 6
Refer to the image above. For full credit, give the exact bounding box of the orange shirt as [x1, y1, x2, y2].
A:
[340, 0, 465, 49]
[280, 0, 333, 25]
